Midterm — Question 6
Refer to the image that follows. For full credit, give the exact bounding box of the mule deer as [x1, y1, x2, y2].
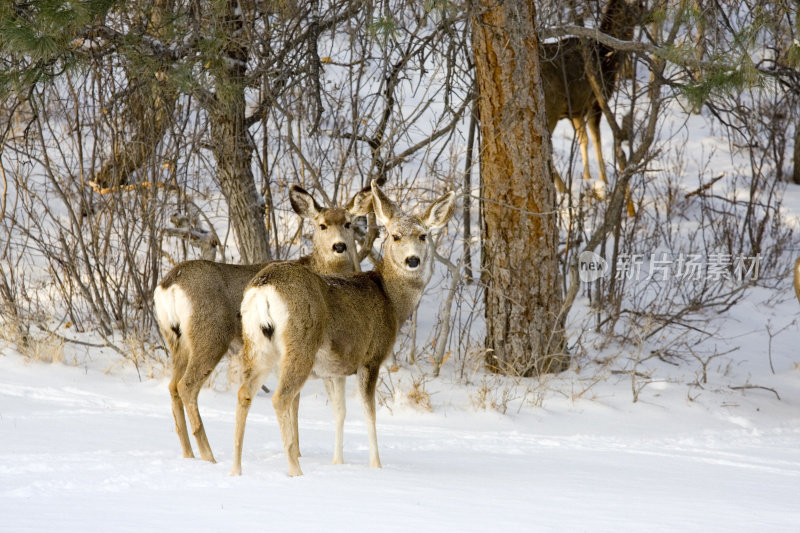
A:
[794, 257, 800, 304]
[231, 181, 456, 476]
[153, 185, 371, 463]
[541, 0, 644, 203]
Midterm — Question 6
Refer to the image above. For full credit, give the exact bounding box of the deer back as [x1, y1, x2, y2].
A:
[794, 257, 800, 304]
[539, 0, 644, 129]
[156, 261, 266, 348]
[243, 264, 397, 377]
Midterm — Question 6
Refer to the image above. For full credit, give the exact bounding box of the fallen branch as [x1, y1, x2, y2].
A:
[729, 384, 781, 401]
[88, 180, 169, 195]
[684, 173, 726, 199]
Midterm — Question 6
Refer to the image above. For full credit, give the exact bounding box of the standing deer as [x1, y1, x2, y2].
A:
[540, 0, 644, 201]
[231, 181, 456, 476]
[794, 257, 800, 304]
[153, 185, 371, 463]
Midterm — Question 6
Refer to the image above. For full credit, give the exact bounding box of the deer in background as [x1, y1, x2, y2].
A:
[794, 258, 800, 304]
[540, 0, 645, 208]
[153, 185, 372, 463]
[231, 181, 456, 476]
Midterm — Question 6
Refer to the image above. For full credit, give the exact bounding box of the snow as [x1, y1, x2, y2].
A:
[3, 17, 800, 532]
[2, 323, 799, 532]
[3, 108, 800, 529]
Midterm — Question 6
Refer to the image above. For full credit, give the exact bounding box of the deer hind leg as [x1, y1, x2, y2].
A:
[357, 364, 382, 469]
[272, 350, 314, 477]
[572, 117, 593, 181]
[291, 393, 300, 457]
[588, 108, 635, 214]
[547, 119, 568, 194]
[586, 111, 608, 185]
[324, 376, 346, 465]
[177, 341, 226, 463]
[168, 343, 194, 458]
[231, 349, 272, 476]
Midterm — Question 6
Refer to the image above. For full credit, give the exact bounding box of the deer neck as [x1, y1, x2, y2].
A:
[600, 0, 637, 42]
[377, 259, 427, 327]
[304, 251, 355, 275]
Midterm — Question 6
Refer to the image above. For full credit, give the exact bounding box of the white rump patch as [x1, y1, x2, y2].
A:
[153, 284, 193, 339]
[241, 285, 290, 374]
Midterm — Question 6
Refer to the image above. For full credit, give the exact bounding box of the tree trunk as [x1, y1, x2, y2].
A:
[210, 106, 271, 264]
[793, 114, 800, 185]
[207, 0, 271, 264]
[471, 0, 568, 376]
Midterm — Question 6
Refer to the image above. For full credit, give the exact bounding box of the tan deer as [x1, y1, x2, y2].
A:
[153, 184, 372, 463]
[794, 257, 800, 304]
[231, 181, 456, 476]
[541, 0, 644, 209]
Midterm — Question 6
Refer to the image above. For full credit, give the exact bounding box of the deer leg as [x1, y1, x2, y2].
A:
[272, 351, 314, 477]
[177, 346, 225, 463]
[324, 376, 346, 465]
[357, 364, 382, 469]
[586, 111, 608, 184]
[168, 345, 194, 459]
[291, 392, 301, 457]
[572, 117, 592, 181]
[588, 108, 635, 214]
[231, 352, 272, 476]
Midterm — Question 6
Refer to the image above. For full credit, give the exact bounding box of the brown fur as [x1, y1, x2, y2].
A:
[232, 181, 456, 476]
[154, 185, 372, 463]
[540, 0, 644, 191]
[794, 257, 800, 304]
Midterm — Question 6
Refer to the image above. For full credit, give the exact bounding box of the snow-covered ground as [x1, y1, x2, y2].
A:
[3, 44, 800, 532]
[2, 302, 799, 533]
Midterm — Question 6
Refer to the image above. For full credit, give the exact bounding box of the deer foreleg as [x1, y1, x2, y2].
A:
[324, 376, 347, 465]
[357, 364, 382, 469]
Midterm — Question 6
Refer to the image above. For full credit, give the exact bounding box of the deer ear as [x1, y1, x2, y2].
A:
[289, 185, 323, 219]
[422, 190, 456, 229]
[370, 180, 396, 226]
[346, 184, 373, 216]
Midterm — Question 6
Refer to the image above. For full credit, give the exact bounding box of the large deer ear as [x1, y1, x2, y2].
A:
[370, 180, 396, 227]
[346, 184, 373, 216]
[422, 190, 456, 229]
[289, 185, 323, 220]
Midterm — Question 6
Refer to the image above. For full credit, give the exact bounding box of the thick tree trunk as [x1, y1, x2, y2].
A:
[210, 106, 271, 264]
[471, 0, 568, 376]
[793, 115, 800, 185]
[207, 0, 271, 264]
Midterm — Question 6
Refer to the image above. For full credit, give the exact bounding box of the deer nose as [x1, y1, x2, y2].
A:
[405, 256, 420, 268]
[332, 242, 347, 254]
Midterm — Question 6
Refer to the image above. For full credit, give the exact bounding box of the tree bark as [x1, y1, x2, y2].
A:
[209, 106, 271, 264]
[207, 0, 271, 264]
[471, 0, 568, 376]
[793, 114, 800, 185]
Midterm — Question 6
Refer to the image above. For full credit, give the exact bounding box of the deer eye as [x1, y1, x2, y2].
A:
[419, 234, 427, 242]
[392, 234, 401, 242]
[319, 224, 327, 230]
[345, 222, 351, 229]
